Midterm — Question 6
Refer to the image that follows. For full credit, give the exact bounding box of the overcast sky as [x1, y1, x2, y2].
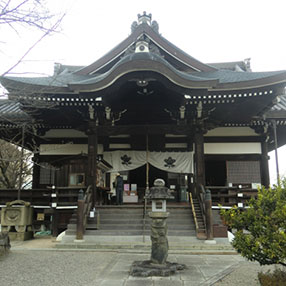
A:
[1, 0, 285, 183]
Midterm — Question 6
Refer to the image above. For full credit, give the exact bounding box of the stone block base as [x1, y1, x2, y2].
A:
[213, 225, 228, 238]
[130, 260, 186, 277]
[0, 232, 10, 254]
[8, 231, 34, 241]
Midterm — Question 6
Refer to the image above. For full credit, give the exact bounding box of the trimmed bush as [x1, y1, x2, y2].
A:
[220, 178, 286, 267]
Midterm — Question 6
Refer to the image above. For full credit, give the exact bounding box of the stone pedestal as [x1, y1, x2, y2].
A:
[130, 211, 186, 277]
[149, 211, 169, 265]
[130, 178, 186, 277]
[1, 200, 34, 241]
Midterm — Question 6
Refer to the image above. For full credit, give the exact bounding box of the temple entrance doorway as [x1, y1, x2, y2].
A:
[129, 164, 168, 202]
[205, 160, 226, 186]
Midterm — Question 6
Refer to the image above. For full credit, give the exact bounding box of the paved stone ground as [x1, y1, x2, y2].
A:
[0, 237, 278, 286]
[213, 262, 281, 286]
[0, 250, 244, 286]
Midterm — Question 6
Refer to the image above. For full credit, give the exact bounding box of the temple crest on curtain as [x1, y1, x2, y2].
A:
[103, 151, 193, 174]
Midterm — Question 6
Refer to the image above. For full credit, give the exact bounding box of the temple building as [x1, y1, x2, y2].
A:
[0, 12, 286, 239]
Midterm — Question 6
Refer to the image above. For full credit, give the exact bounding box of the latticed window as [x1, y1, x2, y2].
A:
[227, 161, 261, 184]
[39, 162, 55, 185]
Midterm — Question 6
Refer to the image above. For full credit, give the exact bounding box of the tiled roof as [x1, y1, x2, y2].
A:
[2, 54, 286, 93]
[271, 94, 286, 111]
[207, 61, 249, 72]
[199, 70, 286, 84]
[0, 99, 31, 122]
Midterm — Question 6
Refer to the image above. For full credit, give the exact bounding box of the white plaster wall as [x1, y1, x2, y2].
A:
[204, 142, 261, 154]
[205, 127, 258, 137]
[40, 144, 103, 155]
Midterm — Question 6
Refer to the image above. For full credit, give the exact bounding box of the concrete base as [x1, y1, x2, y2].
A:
[204, 239, 217, 245]
[8, 231, 33, 241]
[58, 234, 234, 252]
[74, 239, 85, 243]
[61, 234, 226, 244]
[130, 260, 186, 277]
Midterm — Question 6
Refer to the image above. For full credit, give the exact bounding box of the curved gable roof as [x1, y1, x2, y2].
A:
[75, 22, 217, 75]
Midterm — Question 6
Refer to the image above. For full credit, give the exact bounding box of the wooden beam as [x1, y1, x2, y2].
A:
[92, 124, 195, 136]
[205, 154, 262, 161]
[204, 136, 261, 143]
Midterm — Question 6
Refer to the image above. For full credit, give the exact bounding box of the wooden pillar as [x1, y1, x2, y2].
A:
[194, 127, 205, 192]
[205, 189, 214, 240]
[187, 134, 195, 195]
[261, 137, 270, 188]
[271, 120, 280, 185]
[76, 190, 85, 240]
[87, 127, 98, 206]
[32, 154, 40, 189]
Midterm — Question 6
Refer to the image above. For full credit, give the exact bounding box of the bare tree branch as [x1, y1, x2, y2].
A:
[2, 13, 64, 76]
[0, 0, 61, 33]
[0, 0, 66, 75]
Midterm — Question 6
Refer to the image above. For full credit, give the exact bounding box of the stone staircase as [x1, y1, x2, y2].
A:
[63, 203, 205, 239]
[56, 202, 234, 251]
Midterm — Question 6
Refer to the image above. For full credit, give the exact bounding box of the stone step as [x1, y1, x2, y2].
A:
[96, 215, 194, 221]
[66, 227, 197, 236]
[68, 220, 196, 229]
[97, 219, 195, 225]
[93, 224, 195, 231]
[81, 229, 197, 236]
[98, 208, 193, 211]
[68, 219, 197, 228]
[65, 204, 202, 239]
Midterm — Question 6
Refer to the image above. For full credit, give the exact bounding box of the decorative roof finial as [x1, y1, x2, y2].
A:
[131, 12, 159, 33]
[138, 11, 152, 25]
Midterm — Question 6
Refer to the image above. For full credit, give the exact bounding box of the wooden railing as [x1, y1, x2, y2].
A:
[0, 187, 84, 208]
[197, 184, 213, 240]
[0, 187, 84, 237]
[76, 185, 93, 240]
[0, 188, 52, 207]
[189, 192, 199, 232]
[207, 186, 258, 208]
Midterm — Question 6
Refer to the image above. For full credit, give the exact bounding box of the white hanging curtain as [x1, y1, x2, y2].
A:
[148, 151, 193, 173]
[103, 150, 193, 174]
[103, 151, 146, 172]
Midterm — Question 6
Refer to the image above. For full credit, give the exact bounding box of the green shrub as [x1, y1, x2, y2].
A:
[220, 178, 286, 267]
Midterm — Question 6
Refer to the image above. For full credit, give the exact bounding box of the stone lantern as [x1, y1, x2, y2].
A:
[146, 178, 173, 265]
[130, 179, 185, 277]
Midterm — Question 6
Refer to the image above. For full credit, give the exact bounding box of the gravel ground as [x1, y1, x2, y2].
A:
[0, 250, 119, 286]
